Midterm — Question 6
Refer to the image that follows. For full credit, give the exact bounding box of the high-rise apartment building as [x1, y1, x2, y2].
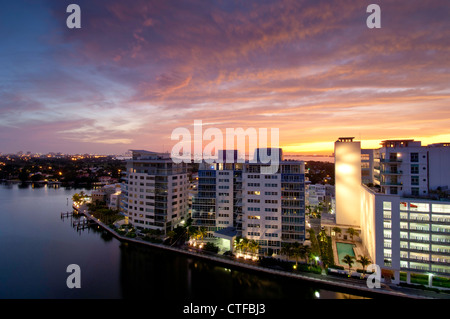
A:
[121, 150, 189, 234]
[364, 140, 450, 197]
[334, 138, 450, 281]
[192, 148, 305, 255]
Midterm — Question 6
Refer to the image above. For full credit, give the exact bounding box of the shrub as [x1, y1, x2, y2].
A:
[203, 242, 219, 253]
[328, 265, 345, 270]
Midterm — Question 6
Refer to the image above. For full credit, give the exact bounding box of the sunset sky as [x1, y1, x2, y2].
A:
[1, 0, 449, 155]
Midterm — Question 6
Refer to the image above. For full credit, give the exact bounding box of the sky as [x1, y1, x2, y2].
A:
[0, 0, 449, 155]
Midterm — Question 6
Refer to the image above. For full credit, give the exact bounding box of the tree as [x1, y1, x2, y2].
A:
[357, 255, 371, 276]
[291, 243, 305, 267]
[196, 227, 208, 242]
[248, 240, 260, 258]
[234, 236, 244, 253]
[280, 243, 292, 261]
[318, 230, 328, 243]
[346, 228, 358, 241]
[342, 254, 356, 275]
[300, 245, 311, 263]
[187, 226, 198, 239]
[167, 230, 177, 244]
[332, 227, 342, 238]
[241, 237, 250, 254]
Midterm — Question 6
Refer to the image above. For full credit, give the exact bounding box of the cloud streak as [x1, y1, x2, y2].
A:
[0, 0, 449, 154]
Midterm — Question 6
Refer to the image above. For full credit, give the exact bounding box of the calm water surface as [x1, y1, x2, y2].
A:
[0, 183, 368, 299]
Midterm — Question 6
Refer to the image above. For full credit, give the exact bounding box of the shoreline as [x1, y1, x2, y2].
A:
[77, 207, 443, 299]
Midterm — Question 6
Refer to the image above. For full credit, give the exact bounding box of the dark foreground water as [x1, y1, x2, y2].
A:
[0, 183, 369, 299]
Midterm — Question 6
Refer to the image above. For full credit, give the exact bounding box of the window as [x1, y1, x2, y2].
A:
[411, 188, 419, 196]
[248, 232, 260, 236]
[411, 164, 419, 174]
[411, 176, 419, 186]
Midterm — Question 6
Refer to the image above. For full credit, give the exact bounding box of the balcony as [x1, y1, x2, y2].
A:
[380, 158, 402, 163]
[380, 170, 403, 175]
[380, 182, 402, 186]
[408, 237, 430, 243]
[431, 249, 450, 255]
[431, 218, 450, 225]
[431, 228, 450, 234]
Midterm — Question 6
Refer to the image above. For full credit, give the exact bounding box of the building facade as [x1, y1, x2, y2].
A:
[335, 138, 450, 280]
[192, 148, 306, 255]
[367, 140, 450, 197]
[121, 150, 189, 234]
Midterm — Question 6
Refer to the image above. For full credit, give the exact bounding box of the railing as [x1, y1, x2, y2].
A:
[379, 158, 402, 163]
[380, 170, 403, 174]
[380, 182, 403, 186]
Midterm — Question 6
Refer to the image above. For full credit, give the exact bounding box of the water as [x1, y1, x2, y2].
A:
[336, 242, 361, 269]
[0, 183, 369, 299]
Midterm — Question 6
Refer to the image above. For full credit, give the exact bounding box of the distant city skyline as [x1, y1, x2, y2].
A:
[1, 0, 449, 155]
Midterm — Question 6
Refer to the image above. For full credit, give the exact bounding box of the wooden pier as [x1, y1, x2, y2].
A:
[61, 211, 74, 218]
[72, 218, 94, 231]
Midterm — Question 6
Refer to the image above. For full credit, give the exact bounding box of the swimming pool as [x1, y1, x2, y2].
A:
[336, 242, 363, 269]
[336, 242, 355, 260]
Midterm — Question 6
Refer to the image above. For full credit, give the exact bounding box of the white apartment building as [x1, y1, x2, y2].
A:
[364, 140, 450, 197]
[121, 150, 189, 234]
[335, 138, 450, 281]
[192, 149, 306, 255]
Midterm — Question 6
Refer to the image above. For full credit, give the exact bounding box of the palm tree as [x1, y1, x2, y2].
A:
[280, 243, 292, 261]
[187, 226, 198, 241]
[357, 255, 371, 276]
[332, 227, 342, 238]
[167, 230, 177, 244]
[342, 254, 356, 275]
[248, 240, 260, 258]
[291, 244, 303, 267]
[241, 237, 250, 254]
[300, 245, 311, 263]
[197, 227, 208, 243]
[234, 236, 244, 254]
[346, 228, 358, 241]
